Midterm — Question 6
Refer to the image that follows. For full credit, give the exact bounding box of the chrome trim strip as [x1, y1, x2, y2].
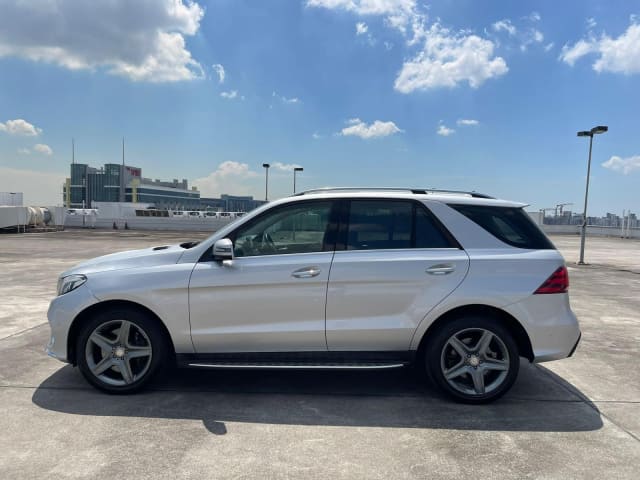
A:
[187, 363, 406, 370]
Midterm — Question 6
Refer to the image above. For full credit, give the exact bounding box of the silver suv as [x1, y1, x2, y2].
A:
[47, 188, 580, 403]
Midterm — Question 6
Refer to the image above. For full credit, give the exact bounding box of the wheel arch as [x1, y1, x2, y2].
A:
[416, 304, 534, 362]
[66, 299, 176, 366]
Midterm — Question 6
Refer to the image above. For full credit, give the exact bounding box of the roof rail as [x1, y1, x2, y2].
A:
[293, 187, 494, 199]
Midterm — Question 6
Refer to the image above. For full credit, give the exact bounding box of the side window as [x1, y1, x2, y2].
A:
[347, 201, 412, 250]
[448, 204, 555, 250]
[415, 206, 454, 248]
[346, 200, 456, 251]
[233, 201, 333, 257]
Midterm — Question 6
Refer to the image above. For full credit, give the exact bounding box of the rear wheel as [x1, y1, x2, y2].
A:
[425, 316, 519, 403]
[76, 308, 167, 394]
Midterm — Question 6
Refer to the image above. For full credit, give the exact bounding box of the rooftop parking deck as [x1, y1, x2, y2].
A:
[0, 231, 638, 479]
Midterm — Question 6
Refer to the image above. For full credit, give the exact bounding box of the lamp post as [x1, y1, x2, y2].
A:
[262, 163, 270, 201]
[293, 167, 304, 194]
[577, 125, 608, 265]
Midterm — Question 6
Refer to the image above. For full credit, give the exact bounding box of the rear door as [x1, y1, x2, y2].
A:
[325, 199, 469, 351]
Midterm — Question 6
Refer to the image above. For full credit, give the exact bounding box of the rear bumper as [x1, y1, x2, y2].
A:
[503, 293, 581, 363]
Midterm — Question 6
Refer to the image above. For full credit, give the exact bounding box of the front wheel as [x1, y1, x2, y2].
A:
[76, 308, 167, 394]
[425, 316, 519, 403]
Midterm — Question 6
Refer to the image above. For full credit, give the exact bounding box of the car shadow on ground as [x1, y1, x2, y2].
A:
[32, 360, 603, 436]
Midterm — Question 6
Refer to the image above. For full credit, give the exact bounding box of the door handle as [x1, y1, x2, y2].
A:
[291, 266, 321, 278]
[426, 264, 455, 275]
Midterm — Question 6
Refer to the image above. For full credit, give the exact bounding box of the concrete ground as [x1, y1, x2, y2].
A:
[0, 230, 638, 479]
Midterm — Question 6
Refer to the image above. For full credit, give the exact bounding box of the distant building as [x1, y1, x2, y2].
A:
[63, 163, 200, 209]
[200, 194, 266, 212]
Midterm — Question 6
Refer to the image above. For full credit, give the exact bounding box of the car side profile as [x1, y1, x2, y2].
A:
[47, 188, 581, 403]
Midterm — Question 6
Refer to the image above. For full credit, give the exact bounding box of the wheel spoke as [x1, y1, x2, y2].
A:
[444, 362, 468, 381]
[119, 358, 134, 384]
[482, 358, 508, 372]
[117, 321, 131, 346]
[91, 355, 114, 375]
[90, 332, 115, 351]
[475, 330, 493, 356]
[470, 368, 486, 394]
[447, 336, 469, 358]
[127, 347, 152, 359]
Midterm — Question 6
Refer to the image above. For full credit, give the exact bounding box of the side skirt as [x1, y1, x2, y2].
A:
[176, 351, 416, 370]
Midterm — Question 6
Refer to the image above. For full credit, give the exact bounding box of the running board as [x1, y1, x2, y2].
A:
[176, 351, 414, 370]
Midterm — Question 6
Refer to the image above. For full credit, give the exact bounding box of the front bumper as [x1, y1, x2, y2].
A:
[46, 283, 99, 363]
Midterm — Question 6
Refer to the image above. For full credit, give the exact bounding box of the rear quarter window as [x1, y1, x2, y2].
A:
[448, 204, 555, 250]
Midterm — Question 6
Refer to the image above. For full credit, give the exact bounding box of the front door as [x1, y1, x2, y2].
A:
[189, 200, 337, 352]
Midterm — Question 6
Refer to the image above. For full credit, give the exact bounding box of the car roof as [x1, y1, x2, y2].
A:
[284, 188, 527, 208]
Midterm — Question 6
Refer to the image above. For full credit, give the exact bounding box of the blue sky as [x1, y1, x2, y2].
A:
[0, 0, 638, 215]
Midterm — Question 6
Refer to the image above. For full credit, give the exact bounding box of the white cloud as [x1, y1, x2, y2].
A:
[272, 91, 300, 104]
[528, 12, 541, 22]
[272, 162, 303, 171]
[587, 17, 597, 30]
[602, 155, 640, 175]
[532, 29, 544, 43]
[544, 42, 555, 52]
[492, 19, 516, 36]
[340, 118, 402, 139]
[212, 63, 225, 83]
[437, 124, 455, 136]
[312, 132, 322, 139]
[356, 22, 368, 35]
[0, 0, 205, 82]
[395, 24, 508, 92]
[192, 161, 260, 197]
[220, 90, 238, 99]
[457, 119, 479, 126]
[308, 0, 416, 18]
[34, 143, 53, 155]
[307, 0, 421, 36]
[559, 39, 596, 66]
[17, 148, 31, 155]
[0, 118, 42, 136]
[560, 21, 640, 74]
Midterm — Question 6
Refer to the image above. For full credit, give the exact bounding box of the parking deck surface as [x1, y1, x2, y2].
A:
[1, 230, 638, 479]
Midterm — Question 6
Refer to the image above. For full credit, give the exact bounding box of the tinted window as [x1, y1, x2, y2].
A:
[415, 206, 454, 248]
[233, 201, 332, 257]
[449, 204, 555, 250]
[346, 200, 455, 250]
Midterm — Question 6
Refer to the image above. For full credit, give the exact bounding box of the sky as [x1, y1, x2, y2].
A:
[0, 0, 638, 215]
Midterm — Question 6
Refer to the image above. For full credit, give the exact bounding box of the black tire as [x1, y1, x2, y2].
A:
[425, 316, 519, 404]
[76, 307, 168, 394]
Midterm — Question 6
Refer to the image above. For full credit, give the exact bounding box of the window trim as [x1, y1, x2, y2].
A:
[336, 198, 461, 252]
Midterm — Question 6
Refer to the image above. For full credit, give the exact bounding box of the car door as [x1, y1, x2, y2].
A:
[189, 199, 337, 352]
[325, 199, 469, 351]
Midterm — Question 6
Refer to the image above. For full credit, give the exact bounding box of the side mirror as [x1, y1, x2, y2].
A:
[213, 238, 234, 262]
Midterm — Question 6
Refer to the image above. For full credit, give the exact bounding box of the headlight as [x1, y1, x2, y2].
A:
[57, 274, 87, 296]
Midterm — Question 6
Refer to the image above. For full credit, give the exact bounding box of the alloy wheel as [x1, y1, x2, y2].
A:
[84, 319, 153, 386]
[440, 328, 510, 396]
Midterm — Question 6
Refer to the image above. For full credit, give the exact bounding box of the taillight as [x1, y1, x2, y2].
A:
[534, 266, 569, 294]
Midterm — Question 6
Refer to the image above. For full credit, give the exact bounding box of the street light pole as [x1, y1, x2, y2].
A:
[262, 163, 270, 201]
[293, 167, 303, 194]
[577, 125, 608, 265]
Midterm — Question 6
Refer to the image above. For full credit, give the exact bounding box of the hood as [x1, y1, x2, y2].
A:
[61, 244, 187, 276]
